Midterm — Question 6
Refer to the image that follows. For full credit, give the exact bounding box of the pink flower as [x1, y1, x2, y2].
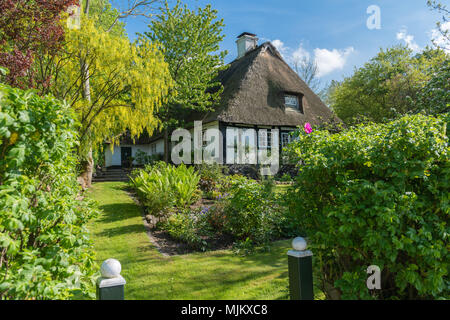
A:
[304, 123, 313, 134]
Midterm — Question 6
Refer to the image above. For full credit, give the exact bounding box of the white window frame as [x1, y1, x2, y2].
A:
[281, 132, 293, 148]
[285, 94, 299, 109]
[258, 130, 272, 149]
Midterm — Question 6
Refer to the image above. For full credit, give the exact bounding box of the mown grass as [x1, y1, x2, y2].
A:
[86, 181, 323, 300]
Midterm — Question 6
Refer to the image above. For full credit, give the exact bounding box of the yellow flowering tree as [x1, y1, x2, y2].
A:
[53, 15, 171, 187]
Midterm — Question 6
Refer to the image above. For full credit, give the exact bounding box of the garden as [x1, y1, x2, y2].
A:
[0, 0, 449, 301]
[129, 162, 295, 255]
[126, 113, 449, 300]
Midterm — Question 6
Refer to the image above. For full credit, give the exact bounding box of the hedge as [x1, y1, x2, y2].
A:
[0, 84, 98, 299]
[286, 114, 449, 299]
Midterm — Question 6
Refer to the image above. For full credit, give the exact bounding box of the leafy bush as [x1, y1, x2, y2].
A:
[130, 162, 201, 218]
[223, 177, 285, 246]
[280, 173, 293, 182]
[285, 114, 449, 299]
[163, 211, 207, 251]
[195, 163, 228, 199]
[130, 168, 174, 219]
[204, 202, 228, 231]
[0, 84, 98, 299]
[134, 149, 163, 166]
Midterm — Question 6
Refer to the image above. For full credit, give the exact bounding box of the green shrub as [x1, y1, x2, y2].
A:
[223, 177, 284, 245]
[285, 114, 449, 299]
[130, 168, 174, 219]
[195, 163, 228, 199]
[261, 175, 276, 194]
[280, 173, 293, 182]
[130, 162, 201, 218]
[204, 202, 227, 231]
[0, 84, 98, 299]
[163, 211, 207, 251]
[134, 149, 163, 166]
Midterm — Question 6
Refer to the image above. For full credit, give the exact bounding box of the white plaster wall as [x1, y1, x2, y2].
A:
[154, 140, 164, 155]
[105, 145, 121, 167]
[105, 144, 160, 167]
[104, 123, 219, 167]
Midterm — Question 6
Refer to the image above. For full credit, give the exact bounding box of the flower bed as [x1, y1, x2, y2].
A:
[130, 163, 295, 254]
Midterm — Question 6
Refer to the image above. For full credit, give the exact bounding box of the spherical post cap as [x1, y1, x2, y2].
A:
[292, 237, 307, 251]
[101, 258, 122, 278]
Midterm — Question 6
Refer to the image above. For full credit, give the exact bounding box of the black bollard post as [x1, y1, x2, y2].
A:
[288, 237, 314, 300]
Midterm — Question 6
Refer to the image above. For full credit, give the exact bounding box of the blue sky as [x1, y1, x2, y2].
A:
[115, 0, 445, 89]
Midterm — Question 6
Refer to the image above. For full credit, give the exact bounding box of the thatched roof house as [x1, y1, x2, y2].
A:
[104, 33, 339, 168]
[201, 39, 338, 127]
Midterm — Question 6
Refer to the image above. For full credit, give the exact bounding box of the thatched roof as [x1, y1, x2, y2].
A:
[197, 41, 339, 127]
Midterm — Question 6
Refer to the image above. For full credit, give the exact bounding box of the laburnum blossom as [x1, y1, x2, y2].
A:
[304, 122, 313, 134]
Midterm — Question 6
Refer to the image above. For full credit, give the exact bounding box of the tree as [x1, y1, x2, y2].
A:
[12, 0, 166, 188]
[144, 0, 228, 162]
[0, 0, 78, 91]
[329, 45, 447, 125]
[415, 59, 450, 115]
[293, 56, 321, 93]
[52, 11, 172, 188]
[427, 0, 450, 53]
[318, 80, 340, 108]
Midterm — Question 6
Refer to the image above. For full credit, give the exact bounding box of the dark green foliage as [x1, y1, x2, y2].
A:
[196, 163, 224, 196]
[163, 210, 207, 251]
[285, 114, 449, 299]
[0, 84, 98, 299]
[195, 163, 230, 199]
[329, 46, 447, 125]
[223, 177, 286, 246]
[134, 149, 163, 166]
[415, 59, 450, 115]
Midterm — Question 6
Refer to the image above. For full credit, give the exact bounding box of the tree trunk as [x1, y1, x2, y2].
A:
[77, 61, 94, 188]
[164, 127, 170, 163]
[78, 149, 94, 190]
[77, 0, 94, 189]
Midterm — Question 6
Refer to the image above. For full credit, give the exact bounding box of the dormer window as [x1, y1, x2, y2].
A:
[285, 94, 299, 108]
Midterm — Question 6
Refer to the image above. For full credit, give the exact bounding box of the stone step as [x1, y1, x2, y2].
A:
[93, 177, 130, 182]
[93, 168, 133, 182]
[95, 174, 130, 178]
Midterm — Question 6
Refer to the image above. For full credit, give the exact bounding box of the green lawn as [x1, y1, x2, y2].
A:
[87, 182, 322, 300]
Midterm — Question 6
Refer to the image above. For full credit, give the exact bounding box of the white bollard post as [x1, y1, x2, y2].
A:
[96, 258, 126, 300]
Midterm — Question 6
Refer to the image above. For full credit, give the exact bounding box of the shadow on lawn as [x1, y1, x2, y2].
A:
[96, 203, 140, 223]
[123, 254, 290, 300]
[97, 223, 146, 238]
[110, 182, 133, 192]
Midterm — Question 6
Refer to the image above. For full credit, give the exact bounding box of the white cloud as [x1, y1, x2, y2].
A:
[272, 39, 288, 57]
[313, 47, 355, 77]
[292, 44, 310, 62]
[396, 27, 420, 52]
[269, 39, 355, 78]
[430, 21, 450, 54]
